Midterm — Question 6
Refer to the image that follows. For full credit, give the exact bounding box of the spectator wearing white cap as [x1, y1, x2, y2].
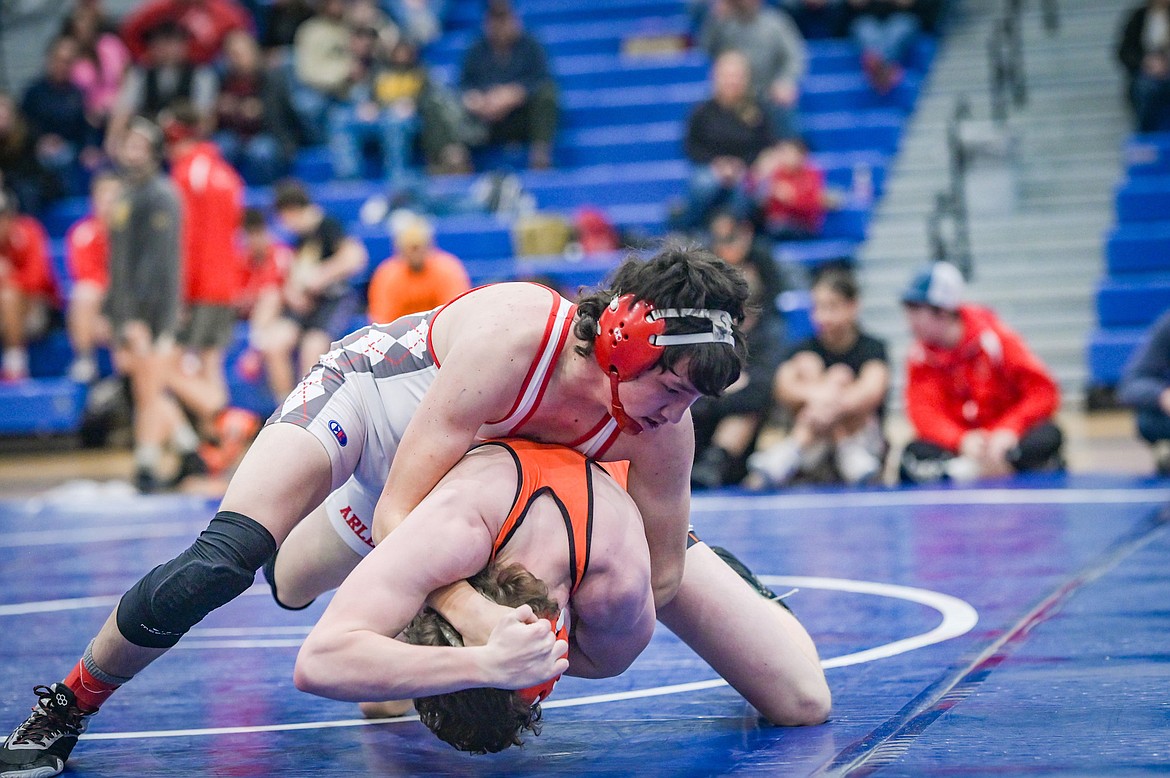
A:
[898, 262, 1064, 484]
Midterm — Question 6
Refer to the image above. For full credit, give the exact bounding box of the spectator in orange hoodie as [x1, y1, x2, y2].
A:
[898, 262, 1064, 484]
[367, 211, 470, 324]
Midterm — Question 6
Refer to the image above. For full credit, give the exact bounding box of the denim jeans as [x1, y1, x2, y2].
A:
[327, 104, 419, 183]
[678, 164, 752, 231]
[1136, 407, 1170, 443]
[851, 13, 921, 64]
[214, 131, 286, 185]
[1132, 74, 1170, 133]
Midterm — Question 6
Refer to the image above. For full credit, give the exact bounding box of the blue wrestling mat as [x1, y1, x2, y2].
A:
[1, 476, 1168, 776]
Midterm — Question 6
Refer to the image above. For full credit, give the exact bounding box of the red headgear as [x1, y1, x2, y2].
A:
[516, 608, 569, 707]
[594, 294, 735, 434]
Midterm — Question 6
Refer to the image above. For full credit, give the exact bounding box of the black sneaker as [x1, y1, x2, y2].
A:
[709, 545, 793, 611]
[134, 467, 162, 495]
[0, 684, 93, 778]
[169, 450, 209, 488]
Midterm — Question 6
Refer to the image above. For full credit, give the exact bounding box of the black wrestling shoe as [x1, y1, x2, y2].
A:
[168, 450, 209, 488]
[0, 684, 94, 778]
[262, 551, 314, 611]
[709, 546, 793, 611]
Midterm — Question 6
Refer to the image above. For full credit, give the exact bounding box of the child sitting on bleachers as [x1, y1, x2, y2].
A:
[0, 190, 58, 381]
[751, 136, 831, 242]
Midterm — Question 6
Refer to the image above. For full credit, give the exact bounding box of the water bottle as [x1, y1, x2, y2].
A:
[852, 161, 873, 207]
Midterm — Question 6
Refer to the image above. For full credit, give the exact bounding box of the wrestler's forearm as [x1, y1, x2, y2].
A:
[294, 630, 495, 702]
[427, 581, 513, 647]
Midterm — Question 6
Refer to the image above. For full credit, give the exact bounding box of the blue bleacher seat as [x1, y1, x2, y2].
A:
[1123, 132, 1170, 177]
[1086, 328, 1146, 387]
[1096, 275, 1170, 328]
[0, 379, 85, 435]
[1106, 222, 1170, 276]
[1114, 176, 1170, 223]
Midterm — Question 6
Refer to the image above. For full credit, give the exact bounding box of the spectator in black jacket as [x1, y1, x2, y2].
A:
[1118, 0, 1170, 133]
[214, 29, 298, 184]
[454, 0, 558, 171]
[690, 211, 791, 489]
[0, 93, 59, 214]
[1117, 309, 1170, 474]
[675, 50, 773, 233]
[21, 36, 103, 197]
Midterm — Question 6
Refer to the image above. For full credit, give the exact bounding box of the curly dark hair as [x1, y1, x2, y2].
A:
[573, 244, 750, 396]
[405, 563, 561, 755]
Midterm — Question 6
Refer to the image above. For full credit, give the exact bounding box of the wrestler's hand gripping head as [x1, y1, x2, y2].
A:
[594, 294, 736, 434]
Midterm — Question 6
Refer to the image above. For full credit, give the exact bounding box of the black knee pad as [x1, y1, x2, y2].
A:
[117, 511, 277, 648]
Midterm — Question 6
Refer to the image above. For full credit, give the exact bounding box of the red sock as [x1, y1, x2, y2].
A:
[63, 660, 121, 712]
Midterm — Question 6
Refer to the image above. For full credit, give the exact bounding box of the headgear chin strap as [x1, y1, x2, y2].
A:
[594, 294, 736, 434]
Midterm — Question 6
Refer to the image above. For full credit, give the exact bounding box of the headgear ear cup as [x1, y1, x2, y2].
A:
[594, 295, 666, 381]
[593, 294, 737, 434]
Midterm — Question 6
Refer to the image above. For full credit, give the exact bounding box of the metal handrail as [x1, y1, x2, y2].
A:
[932, 98, 974, 278]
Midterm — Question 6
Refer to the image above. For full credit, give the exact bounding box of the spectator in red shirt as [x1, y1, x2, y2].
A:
[65, 170, 121, 384]
[163, 101, 245, 455]
[0, 191, 57, 380]
[898, 262, 1064, 484]
[367, 211, 470, 324]
[752, 136, 829, 241]
[233, 207, 293, 404]
[121, 0, 252, 66]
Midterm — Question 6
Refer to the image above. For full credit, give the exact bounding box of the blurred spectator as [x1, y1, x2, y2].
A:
[214, 29, 298, 184]
[21, 36, 103, 198]
[0, 191, 58, 381]
[233, 207, 292, 400]
[455, 0, 558, 171]
[1116, 309, 1170, 474]
[386, 0, 447, 45]
[897, 262, 1064, 485]
[62, 2, 133, 135]
[675, 51, 773, 232]
[367, 211, 470, 323]
[1118, 0, 1170, 133]
[846, 0, 931, 95]
[0, 93, 60, 214]
[163, 102, 245, 462]
[752, 136, 830, 241]
[690, 211, 790, 489]
[103, 119, 184, 491]
[328, 37, 427, 183]
[266, 179, 367, 398]
[779, 0, 847, 39]
[701, 0, 806, 140]
[64, 170, 122, 384]
[292, 0, 359, 145]
[106, 21, 218, 156]
[122, 0, 253, 66]
[747, 265, 889, 487]
[258, 0, 314, 61]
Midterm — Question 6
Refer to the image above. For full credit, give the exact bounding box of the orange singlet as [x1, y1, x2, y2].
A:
[473, 438, 629, 705]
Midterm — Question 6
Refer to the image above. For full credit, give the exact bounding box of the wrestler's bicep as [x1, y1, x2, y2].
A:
[322, 490, 496, 638]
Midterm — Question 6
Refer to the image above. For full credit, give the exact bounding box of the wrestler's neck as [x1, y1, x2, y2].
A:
[553, 336, 613, 411]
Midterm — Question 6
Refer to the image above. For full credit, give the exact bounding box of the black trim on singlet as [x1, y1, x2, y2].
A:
[473, 439, 593, 594]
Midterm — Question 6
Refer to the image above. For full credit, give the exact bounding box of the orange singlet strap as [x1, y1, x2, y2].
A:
[482, 439, 596, 595]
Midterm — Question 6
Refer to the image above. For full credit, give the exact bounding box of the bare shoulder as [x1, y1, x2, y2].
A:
[424, 444, 523, 535]
[429, 282, 568, 363]
[582, 464, 650, 584]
